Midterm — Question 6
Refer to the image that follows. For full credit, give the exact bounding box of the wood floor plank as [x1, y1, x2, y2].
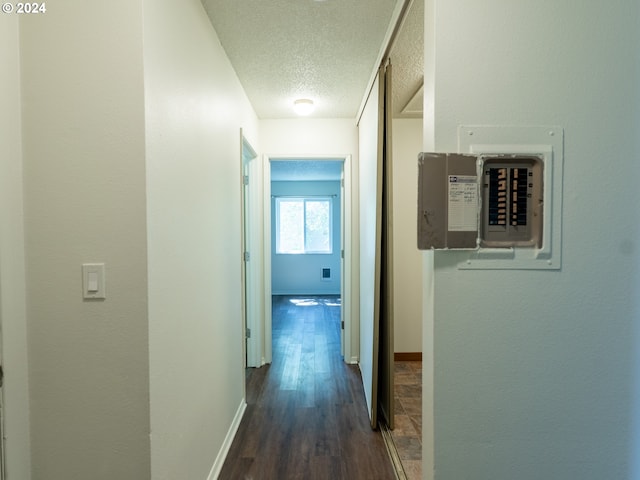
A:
[314, 334, 330, 374]
[219, 295, 396, 480]
[281, 343, 302, 390]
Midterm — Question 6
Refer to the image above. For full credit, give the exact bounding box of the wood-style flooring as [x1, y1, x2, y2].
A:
[219, 295, 396, 480]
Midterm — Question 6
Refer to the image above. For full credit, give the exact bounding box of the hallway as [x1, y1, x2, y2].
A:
[219, 295, 396, 479]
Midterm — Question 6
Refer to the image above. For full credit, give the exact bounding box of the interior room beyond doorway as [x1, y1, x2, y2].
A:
[262, 156, 354, 365]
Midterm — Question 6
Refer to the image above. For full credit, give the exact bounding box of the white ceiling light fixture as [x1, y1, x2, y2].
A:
[293, 98, 315, 116]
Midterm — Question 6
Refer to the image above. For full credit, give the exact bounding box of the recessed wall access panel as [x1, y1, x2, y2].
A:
[418, 127, 563, 269]
[458, 125, 564, 270]
[418, 152, 478, 249]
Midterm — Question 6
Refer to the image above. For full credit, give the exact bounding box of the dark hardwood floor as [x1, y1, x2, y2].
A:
[219, 295, 396, 480]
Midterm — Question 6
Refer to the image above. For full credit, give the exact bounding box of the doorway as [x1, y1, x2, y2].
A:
[263, 156, 354, 365]
[241, 132, 261, 369]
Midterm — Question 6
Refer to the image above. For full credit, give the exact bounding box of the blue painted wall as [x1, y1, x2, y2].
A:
[271, 181, 341, 295]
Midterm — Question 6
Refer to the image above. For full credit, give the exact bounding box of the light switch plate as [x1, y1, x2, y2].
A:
[82, 263, 106, 299]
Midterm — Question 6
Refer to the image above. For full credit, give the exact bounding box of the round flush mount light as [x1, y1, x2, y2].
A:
[293, 98, 315, 116]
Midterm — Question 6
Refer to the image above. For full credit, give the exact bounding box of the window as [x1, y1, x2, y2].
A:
[276, 197, 332, 254]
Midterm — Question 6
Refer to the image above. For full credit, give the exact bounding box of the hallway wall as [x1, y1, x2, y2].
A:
[20, 2, 150, 478]
[424, 1, 640, 479]
[144, 0, 259, 478]
[18, 0, 260, 478]
[0, 14, 32, 480]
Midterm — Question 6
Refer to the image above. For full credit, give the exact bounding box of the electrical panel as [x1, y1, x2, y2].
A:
[481, 156, 543, 248]
[417, 153, 543, 250]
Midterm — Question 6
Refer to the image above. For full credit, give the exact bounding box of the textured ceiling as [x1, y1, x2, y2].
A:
[201, 0, 415, 119]
[271, 160, 344, 181]
[389, 0, 424, 118]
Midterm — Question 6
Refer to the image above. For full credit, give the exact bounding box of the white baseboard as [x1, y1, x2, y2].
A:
[347, 355, 359, 365]
[206, 399, 247, 480]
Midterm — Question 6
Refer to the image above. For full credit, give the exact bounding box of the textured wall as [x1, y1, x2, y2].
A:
[424, 1, 640, 479]
[144, 0, 259, 478]
[0, 14, 32, 480]
[20, 2, 150, 478]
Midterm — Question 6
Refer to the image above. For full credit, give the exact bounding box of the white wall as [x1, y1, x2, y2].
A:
[261, 119, 359, 156]
[18, 2, 259, 478]
[261, 118, 360, 361]
[392, 119, 423, 353]
[424, 1, 640, 479]
[143, 0, 259, 478]
[20, 2, 150, 479]
[0, 15, 32, 480]
[271, 181, 341, 295]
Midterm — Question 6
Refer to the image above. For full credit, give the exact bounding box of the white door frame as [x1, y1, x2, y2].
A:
[262, 154, 353, 364]
[241, 131, 261, 368]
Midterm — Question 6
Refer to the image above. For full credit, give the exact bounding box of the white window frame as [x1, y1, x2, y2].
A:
[275, 196, 333, 254]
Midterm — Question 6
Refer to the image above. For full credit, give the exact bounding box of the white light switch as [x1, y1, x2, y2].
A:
[82, 263, 105, 299]
[87, 272, 99, 292]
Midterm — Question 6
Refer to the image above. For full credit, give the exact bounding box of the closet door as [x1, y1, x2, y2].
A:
[377, 60, 395, 430]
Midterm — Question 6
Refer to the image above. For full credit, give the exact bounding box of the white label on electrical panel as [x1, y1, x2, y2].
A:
[448, 175, 478, 231]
